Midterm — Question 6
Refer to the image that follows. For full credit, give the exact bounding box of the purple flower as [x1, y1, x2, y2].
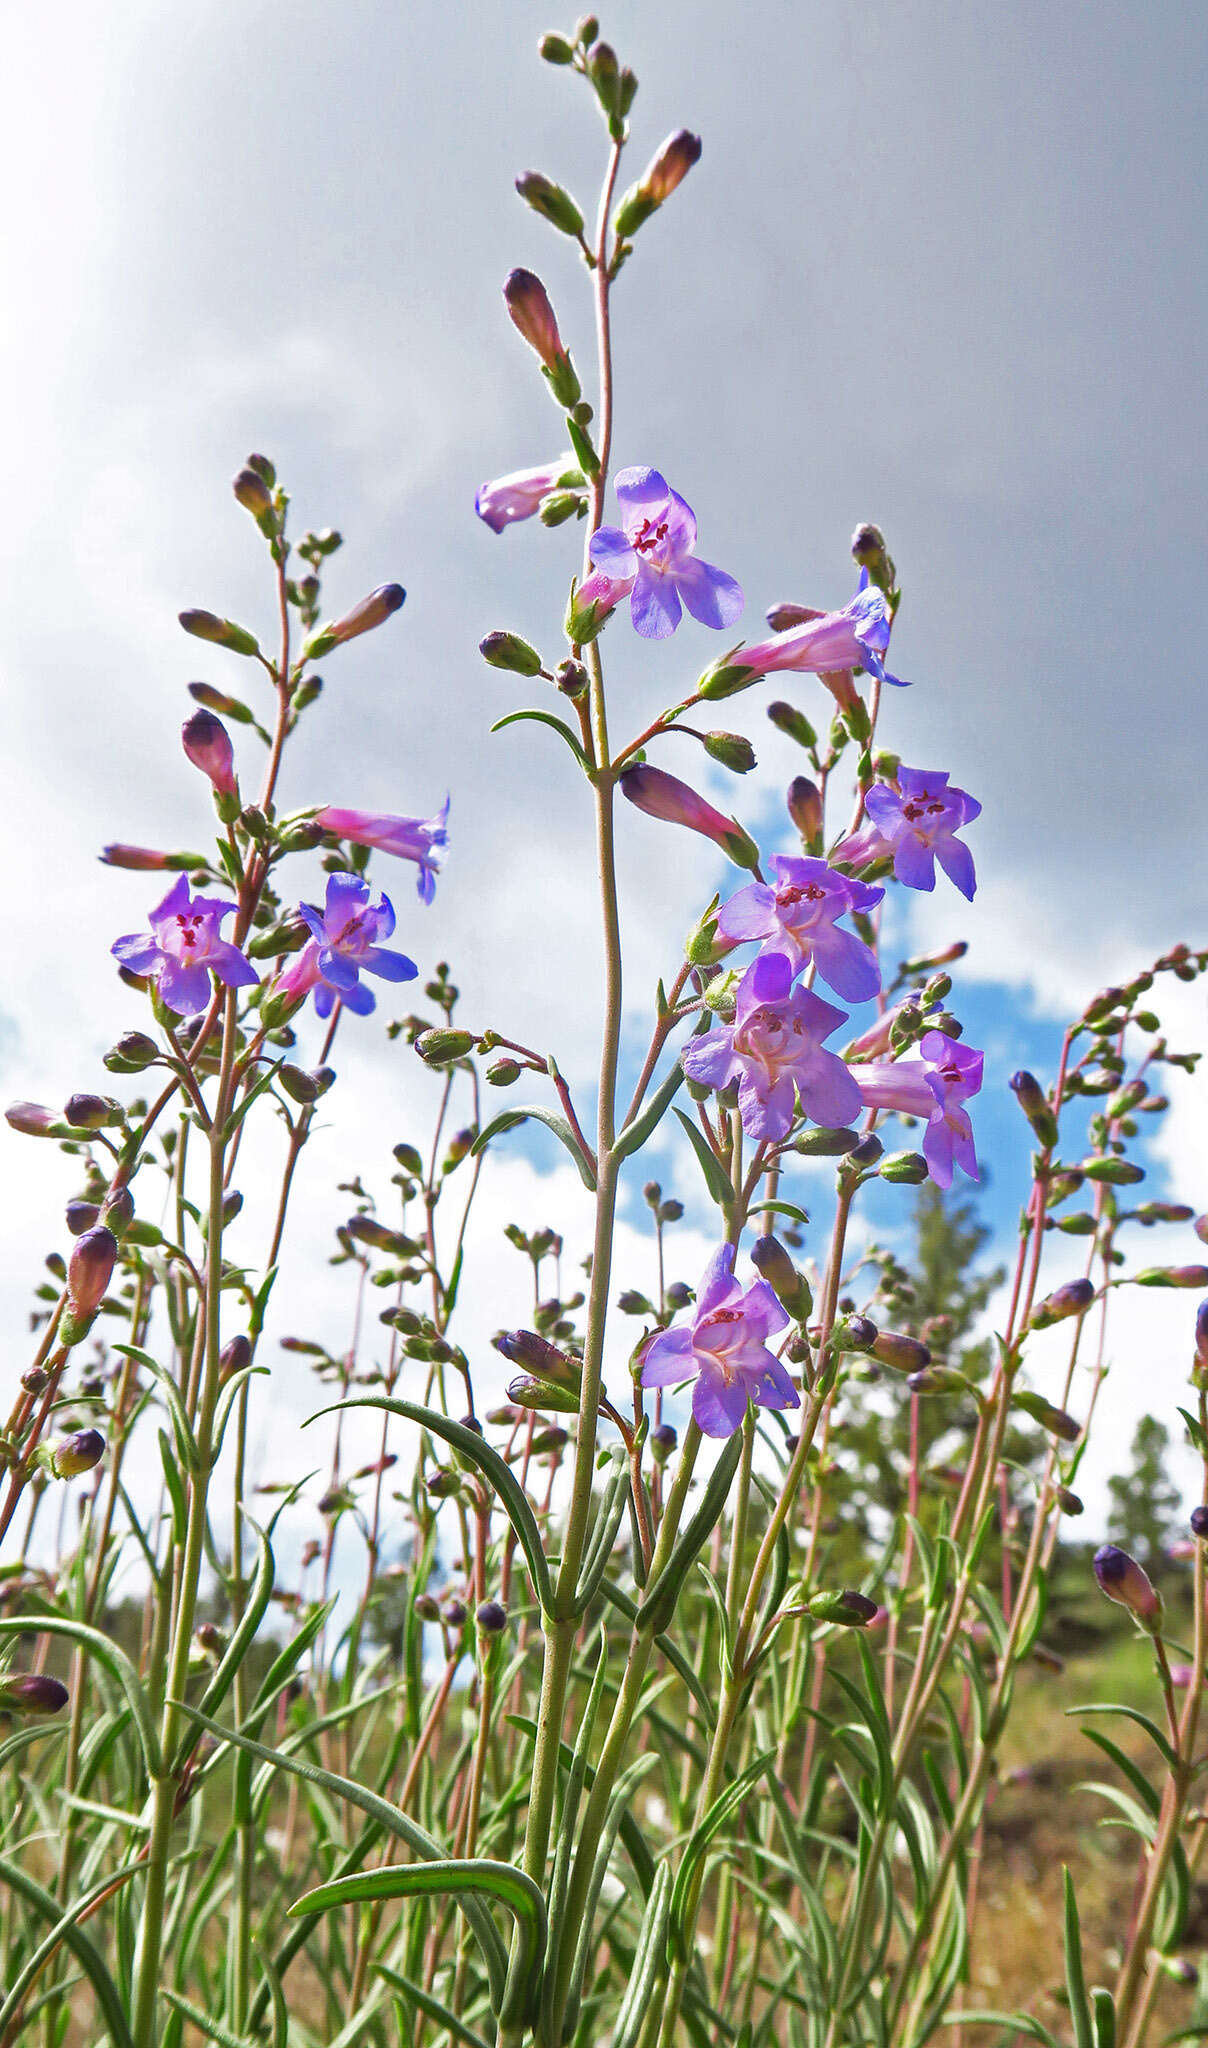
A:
[277, 872, 417, 1019]
[181, 710, 237, 797]
[112, 875, 258, 1017]
[476, 460, 568, 534]
[682, 953, 862, 1141]
[589, 467, 743, 640]
[737, 578, 906, 686]
[316, 797, 449, 904]
[863, 767, 980, 901]
[717, 856, 883, 1002]
[849, 1030, 982, 1189]
[640, 1242, 795, 1438]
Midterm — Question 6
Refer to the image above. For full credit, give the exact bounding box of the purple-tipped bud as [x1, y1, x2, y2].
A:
[650, 1422, 678, 1465]
[807, 1587, 879, 1627]
[496, 1330, 580, 1387]
[67, 1227, 117, 1321]
[842, 1315, 878, 1352]
[619, 765, 760, 873]
[21, 1366, 49, 1395]
[849, 523, 896, 595]
[749, 1234, 812, 1320]
[443, 1599, 467, 1628]
[1056, 1487, 1084, 1515]
[479, 629, 543, 676]
[476, 1599, 508, 1633]
[178, 610, 260, 659]
[6, 1101, 60, 1136]
[101, 844, 204, 873]
[514, 171, 584, 240]
[303, 584, 405, 660]
[644, 128, 702, 203]
[871, 1331, 931, 1374]
[232, 466, 275, 527]
[1190, 1504, 1208, 1540]
[220, 1334, 252, 1379]
[786, 776, 824, 847]
[413, 1593, 440, 1621]
[1093, 1543, 1162, 1627]
[48, 1429, 106, 1479]
[182, 710, 237, 798]
[1030, 1278, 1096, 1329]
[65, 1199, 100, 1236]
[63, 1094, 117, 1131]
[1009, 1070, 1059, 1148]
[0, 1673, 70, 1715]
[102, 1187, 135, 1235]
[503, 268, 565, 369]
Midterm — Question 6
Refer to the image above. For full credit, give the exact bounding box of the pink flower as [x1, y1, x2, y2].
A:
[317, 797, 449, 903]
[476, 460, 568, 534]
[849, 1030, 982, 1188]
[640, 1242, 794, 1438]
[682, 952, 862, 1141]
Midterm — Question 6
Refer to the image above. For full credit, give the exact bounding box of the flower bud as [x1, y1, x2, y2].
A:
[613, 128, 702, 236]
[416, 1028, 476, 1067]
[650, 1422, 678, 1465]
[786, 776, 824, 848]
[850, 522, 895, 596]
[233, 466, 276, 534]
[65, 1199, 100, 1236]
[847, 1134, 883, 1168]
[1135, 1265, 1208, 1289]
[1190, 1504, 1208, 1540]
[68, 1227, 117, 1320]
[766, 701, 817, 751]
[1093, 1544, 1162, 1628]
[413, 1593, 440, 1621]
[703, 731, 756, 774]
[1029, 1278, 1095, 1329]
[1081, 1156, 1145, 1185]
[555, 658, 589, 698]
[539, 31, 575, 62]
[486, 1057, 522, 1087]
[839, 1315, 878, 1352]
[619, 764, 760, 871]
[46, 1428, 106, 1478]
[101, 1187, 135, 1236]
[1008, 1071, 1059, 1149]
[879, 1150, 929, 1185]
[63, 1094, 118, 1131]
[301, 585, 405, 661]
[507, 1374, 580, 1415]
[476, 1599, 508, 1633]
[182, 710, 237, 798]
[807, 1588, 878, 1627]
[1014, 1391, 1081, 1442]
[497, 1329, 580, 1387]
[479, 630, 542, 676]
[503, 268, 566, 369]
[100, 843, 199, 873]
[871, 1331, 930, 1374]
[103, 1032, 161, 1075]
[749, 1234, 812, 1320]
[515, 171, 584, 240]
[0, 1674, 69, 1715]
[220, 1334, 252, 1379]
[1056, 1487, 1084, 1515]
[178, 610, 260, 658]
[696, 658, 757, 702]
[5, 1102, 61, 1137]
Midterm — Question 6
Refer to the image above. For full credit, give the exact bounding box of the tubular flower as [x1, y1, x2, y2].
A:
[849, 1030, 983, 1189]
[277, 873, 418, 1019]
[475, 460, 569, 534]
[717, 856, 883, 1002]
[640, 1242, 795, 1438]
[736, 577, 906, 686]
[860, 767, 980, 900]
[619, 765, 759, 870]
[588, 466, 743, 640]
[316, 797, 449, 904]
[682, 952, 862, 1141]
[111, 875, 258, 1016]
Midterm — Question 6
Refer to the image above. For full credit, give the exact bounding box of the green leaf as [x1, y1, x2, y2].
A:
[373, 1963, 491, 2048]
[160, 1990, 257, 2048]
[0, 1614, 161, 1778]
[113, 1344, 198, 1470]
[1092, 1987, 1116, 2048]
[0, 1853, 138, 2048]
[673, 1105, 734, 1208]
[309, 1395, 552, 1614]
[211, 1365, 270, 1464]
[669, 1750, 778, 1957]
[191, 1515, 276, 1732]
[289, 1859, 546, 2028]
[938, 2016, 1056, 2044]
[1070, 1701, 1178, 1772]
[614, 1057, 688, 1162]
[638, 1430, 744, 1634]
[1064, 1868, 1095, 2048]
[471, 1104, 596, 1190]
[611, 1863, 673, 2048]
[491, 708, 589, 772]
[222, 1057, 285, 1137]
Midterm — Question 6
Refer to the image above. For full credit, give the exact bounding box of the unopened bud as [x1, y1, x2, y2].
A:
[703, 731, 756, 774]
[650, 1422, 678, 1464]
[416, 1028, 476, 1067]
[1136, 1264, 1208, 1289]
[555, 658, 589, 697]
[507, 1374, 580, 1414]
[766, 701, 817, 751]
[479, 630, 542, 676]
[696, 658, 757, 701]
[1056, 1487, 1084, 1515]
[497, 1329, 580, 1387]
[539, 31, 575, 62]
[807, 1588, 878, 1627]
[65, 1200, 100, 1235]
[232, 466, 276, 535]
[503, 268, 573, 378]
[749, 1234, 812, 1320]
[477, 1599, 508, 1633]
[0, 1674, 69, 1715]
[871, 1331, 930, 1374]
[515, 171, 584, 239]
[1008, 1071, 1059, 1148]
[850, 523, 895, 595]
[182, 710, 238, 798]
[67, 1227, 117, 1320]
[1093, 1544, 1162, 1628]
[178, 610, 260, 659]
[1029, 1278, 1095, 1329]
[879, 1150, 929, 1184]
[103, 1031, 160, 1075]
[220, 1334, 252, 1379]
[795, 1126, 860, 1157]
[1082, 1155, 1145, 1185]
[1014, 1391, 1081, 1442]
[45, 1428, 106, 1479]
[786, 777, 823, 847]
[486, 1057, 522, 1087]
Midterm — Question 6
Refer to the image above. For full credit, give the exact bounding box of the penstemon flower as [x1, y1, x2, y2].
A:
[717, 855, 884, 1001]
[588, 466, 743, 639]
[639, 1241, 795, 1436]
[861, 766, 980, 899]
[317, 797, 449, 903]
[736, 576, 906, 685]
[476, 457, 574, 534]
[849, 1029, 983, 1187]
[276, 872, 417, 1019]
[111, 875, 258, 1016]
[681, 952, 862, 1139]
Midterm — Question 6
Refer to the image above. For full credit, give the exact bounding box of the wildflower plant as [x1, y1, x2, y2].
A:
[1, 19, 1206, 2048]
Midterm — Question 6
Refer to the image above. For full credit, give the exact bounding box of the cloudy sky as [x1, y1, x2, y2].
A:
[1, 0, 1205, 1558]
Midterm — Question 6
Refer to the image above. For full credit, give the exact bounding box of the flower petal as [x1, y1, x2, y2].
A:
[692, 1365, 750, 1438]
[675, 557, 745, 630]
[629, 564, 682, 639]
[361, 945, 418, 984]
[639, 1326, 696, 1388]
[696, 1243, 738, 1318]
[589, 525, 639, 578]
[934, 834, 977, 901]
